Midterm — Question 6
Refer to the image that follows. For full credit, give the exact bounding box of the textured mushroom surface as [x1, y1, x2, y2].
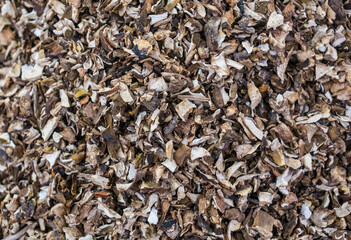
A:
[0, 0, 351, 239]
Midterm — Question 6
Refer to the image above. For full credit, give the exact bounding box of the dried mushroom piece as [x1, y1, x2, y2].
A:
[21, 65, 44, 81]
[252, 210, 276, 239]
[133, 39, 152, 58]
[175, 99, 196, 122]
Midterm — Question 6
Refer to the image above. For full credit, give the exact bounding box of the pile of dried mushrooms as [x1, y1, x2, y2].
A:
[1, 0, 351, 239]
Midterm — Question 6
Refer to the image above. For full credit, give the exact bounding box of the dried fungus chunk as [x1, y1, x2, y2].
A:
[0, 26, 14, 45]
[101, 127, 120, 159]
[97, 201, 121, 219]
[224, 208, 245, 222]
[133, 39, 152, 58]
[162, 159, 177, 172]
[41, 117, 60, 141]
[74, 88, 89, 98]
[247, 81, 262, 110]
[45, 41, 67, 57]
[330, 166, 346, 184]
[259, 192, 274, 206]
[191, 147, 211, 161]
[49, 0, 66, 17]
[21, 65, 43, 81]
[119, 82, 135, 104]
[45, 151, 60, 168]
[91, 175, 110, 189]
[175, 99, 196, 122]
[149, 13, 168, 25]
[62, 227, 82, 240]
[239, 114, 264, 140]
[204, 18, 222, 51]
[148, 77, 168, 92]
[252, 210, 275, 239]
[311, 208, 333, 228]
[334, 203, 351, 218]
[315, 63, 333, 80]
[329, 0, 347, 24]
[271, 123, 296, 146]
[60, 89, 70, 107]
[234, 143, 260, 159]
[174, 144, 191, 166]
[147, 207, 158, 225]
[267, 11, 284, 30]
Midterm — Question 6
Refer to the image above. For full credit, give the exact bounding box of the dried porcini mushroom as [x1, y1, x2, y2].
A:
[133, 39, 152, 58]
[1, 0, 350, 239]
[252, 210, 275, 239]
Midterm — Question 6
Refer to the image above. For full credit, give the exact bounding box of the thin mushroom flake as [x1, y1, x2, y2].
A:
[1, 0, 351, 239]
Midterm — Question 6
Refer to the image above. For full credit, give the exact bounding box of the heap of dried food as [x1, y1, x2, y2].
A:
[1, 0, 351, 239]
